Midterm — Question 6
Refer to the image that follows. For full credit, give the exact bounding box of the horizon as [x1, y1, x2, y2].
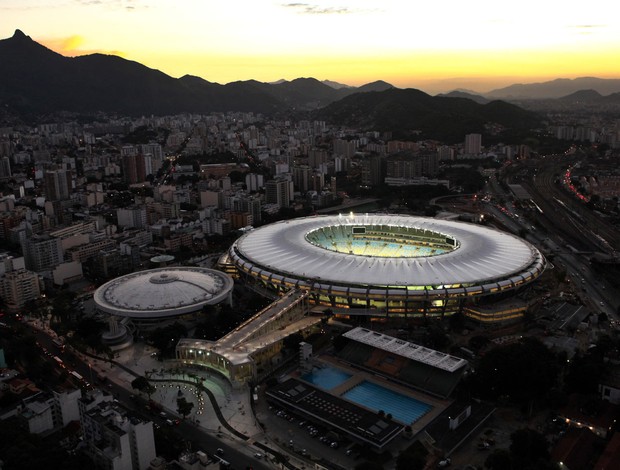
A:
[3, 0, 620, 95]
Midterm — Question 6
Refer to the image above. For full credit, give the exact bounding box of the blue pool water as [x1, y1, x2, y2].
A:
[342, 380, 432, 424]
[301, 366, 352, 390]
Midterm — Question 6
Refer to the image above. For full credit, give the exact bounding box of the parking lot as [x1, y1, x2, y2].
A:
[255, 393, 400, 469]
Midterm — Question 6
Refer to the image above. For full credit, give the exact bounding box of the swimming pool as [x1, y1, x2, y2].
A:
[342, 380, 432, 424]
[301, 366, 352, 390]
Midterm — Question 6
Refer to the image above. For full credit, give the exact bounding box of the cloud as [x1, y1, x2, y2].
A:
[76, 0, 146, 10]
[569, 24, 605, 34]
[282, 3, 358, 15]
[40, 35, 125, 58]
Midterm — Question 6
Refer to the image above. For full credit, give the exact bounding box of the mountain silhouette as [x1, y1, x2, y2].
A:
[315, 88, 542, 142]
[486, 77, 620, 99]
[0, 30, 393, 118]
[1, 28, 541, 139]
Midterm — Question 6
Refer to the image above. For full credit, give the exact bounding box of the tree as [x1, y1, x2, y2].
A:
[471, 338, 558, 410]
[131, 376, 155, 398]
[355, 462, 384, 470]
[395, 441, 427, 470]
[50, 290, 76, 325]
[564, 347, 608, 395]
[396, 451, 425, 470]
[485, 449, 512, 470]
[510, 429, 553, 470]
[177, 397, 194, 419]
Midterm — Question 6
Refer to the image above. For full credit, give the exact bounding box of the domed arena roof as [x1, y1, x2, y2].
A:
[93, 267, 233, 319]
[229, 214, 545, 297]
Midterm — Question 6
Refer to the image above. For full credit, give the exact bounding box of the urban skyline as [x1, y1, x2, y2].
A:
[3, 0, 620, 94]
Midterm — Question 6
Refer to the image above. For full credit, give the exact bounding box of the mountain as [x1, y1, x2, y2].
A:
[486, 77, 620, 100]
[321, 80, 353, 90]
[0, 29, 542, 137]
[265, 77, 352, 108]
[0, 30, 394, 119]
[0, 30, 281, 116]
[436, 90, 490, 104]
[315, 88, 542, 143]
[356, 80, 394, 93]
[558, 89, 604, 103]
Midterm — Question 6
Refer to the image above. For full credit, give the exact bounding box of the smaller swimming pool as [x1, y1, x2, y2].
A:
[342, 380, 432, 424]
[301, 366, 352, 390]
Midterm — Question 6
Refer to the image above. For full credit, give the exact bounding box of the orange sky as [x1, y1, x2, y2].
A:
[3, 0, 619, 94]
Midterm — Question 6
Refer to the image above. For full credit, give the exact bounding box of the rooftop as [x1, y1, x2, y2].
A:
[93, 267, 233, 318]
[343, 327, 468, 373]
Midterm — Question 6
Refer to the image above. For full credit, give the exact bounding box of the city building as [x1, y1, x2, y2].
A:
[117, 207, 148, 229]
[385, 152, 439, 179]
[0, 268, 42, 311]
[44, 169, 72, 201]
[265, 178, 293, 208]
[22, 234, 64, 272]
[122, 153, 147, 184]
[0, 156, 11, 179]
[19, 388, 82, 435]
[464, 133, 482, 155]
[79, 390, 156, 470]
[360, 156, 383, 186]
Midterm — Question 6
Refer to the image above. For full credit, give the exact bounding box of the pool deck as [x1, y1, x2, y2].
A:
[266, 377, 404, 449]
[318, 355, 451, 435]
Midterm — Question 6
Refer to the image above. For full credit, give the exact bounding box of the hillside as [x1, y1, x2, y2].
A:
[486, 77, 620, 100]
[315, 88, 542, 143]
[0, 30, 393, 119]
[0, 29, 542, 138]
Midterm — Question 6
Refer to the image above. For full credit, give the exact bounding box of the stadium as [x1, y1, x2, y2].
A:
[93, 266, 234, 330]
[228, 214, 546, 317]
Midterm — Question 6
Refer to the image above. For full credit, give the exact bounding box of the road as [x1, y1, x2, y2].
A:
[24, 321, 274, 470]
[513, 156, 620, 252]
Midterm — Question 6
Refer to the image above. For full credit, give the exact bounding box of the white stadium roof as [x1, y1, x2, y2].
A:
[93, 267, 233, 319]
[230, 214, 544, 290]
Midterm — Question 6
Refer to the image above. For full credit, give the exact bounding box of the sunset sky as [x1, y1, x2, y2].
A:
[2, 0, 620, 94]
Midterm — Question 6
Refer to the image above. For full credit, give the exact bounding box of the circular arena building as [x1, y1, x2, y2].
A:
[228, 214, 545, 317]
[94, 267, 234, 330]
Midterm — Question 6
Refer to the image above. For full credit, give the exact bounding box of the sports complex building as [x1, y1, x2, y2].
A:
[226, 214, 546, 318]
[93, 266, 234, 339]
[266, 327, 468, 449]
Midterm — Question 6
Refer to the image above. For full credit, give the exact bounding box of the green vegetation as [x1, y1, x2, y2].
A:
[131, 375, 155, 399]
[485, 429, 558, 470]
[468, 338, 559, 412]
[176, 396, 194, 419]
[395, 441, 428, 470]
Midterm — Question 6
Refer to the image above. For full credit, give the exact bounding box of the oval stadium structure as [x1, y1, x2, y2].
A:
[93, 267, 234, 329]
[228, 214, 546, 317]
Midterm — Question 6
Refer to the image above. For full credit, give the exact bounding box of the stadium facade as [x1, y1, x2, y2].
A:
[227, 214, 545, 317]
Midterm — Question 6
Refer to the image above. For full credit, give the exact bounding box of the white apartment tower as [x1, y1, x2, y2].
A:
[265, 178, 293, 208]
[464, 133, 482, 155]
[22, 234, 64, 272]
[79, 391, 156, 470]
[117, 207, 148, 229]
[0, 268, 41, 311]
